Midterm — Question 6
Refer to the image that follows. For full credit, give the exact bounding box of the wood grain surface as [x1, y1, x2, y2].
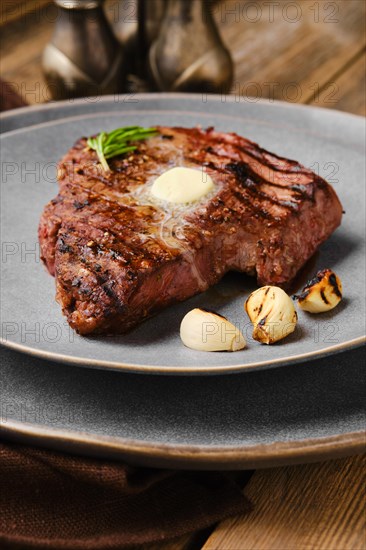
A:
[0, 1, 365, 549]
[203, 454, 366, 550]
[220, 0, 365, 114]
[1, 0, 365, 114]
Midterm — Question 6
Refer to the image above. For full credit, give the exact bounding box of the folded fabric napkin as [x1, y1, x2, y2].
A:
[0, 79, 27, 112]
[0, 441, 251, 549]
[0, 82, 251, 549]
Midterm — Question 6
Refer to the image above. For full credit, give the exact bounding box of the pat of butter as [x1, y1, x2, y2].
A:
[151, 167, 214, 203]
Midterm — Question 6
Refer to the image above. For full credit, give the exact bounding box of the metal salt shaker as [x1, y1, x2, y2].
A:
[148, 0, 233, 93]
[43, 0, 125, 100]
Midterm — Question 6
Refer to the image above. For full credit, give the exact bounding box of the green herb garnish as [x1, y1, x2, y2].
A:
[87, 126, 158, 171]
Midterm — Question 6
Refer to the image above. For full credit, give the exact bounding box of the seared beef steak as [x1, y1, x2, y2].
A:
[39, 126, 343, 335]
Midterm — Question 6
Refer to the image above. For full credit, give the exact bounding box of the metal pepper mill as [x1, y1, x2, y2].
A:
[111, 0, 166, 77]
[108, 0, 138, 70]
[42, 0, 125, 100]
[148, 0, 233, 93]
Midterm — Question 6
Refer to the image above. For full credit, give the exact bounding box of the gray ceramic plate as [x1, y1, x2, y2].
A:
[1, 95, 365, 374]
[0, 96, 365, 468]
[0, 345, 365, 468]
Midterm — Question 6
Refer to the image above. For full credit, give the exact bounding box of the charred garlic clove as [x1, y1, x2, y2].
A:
[296, 269, 342, 313]
[180, 308, 246, 352]
[245, 286, 298, 344]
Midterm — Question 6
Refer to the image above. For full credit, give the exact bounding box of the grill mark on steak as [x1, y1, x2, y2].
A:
[230, 189, 276, 221]
[227, 160, 307, 193]
[225, 162, 303, 211]
[39, 125, 343, 334]
[237, 143, 308, 173]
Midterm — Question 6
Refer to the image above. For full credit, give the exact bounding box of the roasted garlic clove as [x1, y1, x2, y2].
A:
[180, 308, 246, 352]
[296, 269, 342, 313]
[245, 286, 298, 344]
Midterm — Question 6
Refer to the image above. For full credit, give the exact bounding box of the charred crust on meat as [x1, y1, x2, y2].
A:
[51, 196, 63, 205]
[73, 199, 89, 210]
[126, 269, 138, 281]
[114, 165, 128, 173]
[79, 286, 92, 296]
[109, 249, 121, 260]
[71, 277, 81, 287]
[58, 238, 73, 254]
[102, 282, 116, 299]
[231, 189, 275, 221]
[103, 308, 114, 318]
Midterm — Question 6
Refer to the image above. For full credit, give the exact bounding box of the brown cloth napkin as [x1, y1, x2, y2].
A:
[0, 441, 251, 549]
[0, 82, 251, 549]
[0, 79, 28, 112]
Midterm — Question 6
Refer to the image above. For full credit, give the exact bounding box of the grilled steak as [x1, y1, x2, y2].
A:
[39, 126, 343, 335]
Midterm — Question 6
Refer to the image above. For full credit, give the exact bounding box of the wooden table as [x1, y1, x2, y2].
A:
[1, 1, 365, 548]
[1, 0, 365, 116]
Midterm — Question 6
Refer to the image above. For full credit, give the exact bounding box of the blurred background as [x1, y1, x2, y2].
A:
[1, 0, 365, 115]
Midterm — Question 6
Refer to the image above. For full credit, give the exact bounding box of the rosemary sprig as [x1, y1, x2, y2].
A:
[87, 126, 158, 171]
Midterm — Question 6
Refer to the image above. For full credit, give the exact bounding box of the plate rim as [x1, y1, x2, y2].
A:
[1, 336, 365, 376]
[1, 108, 364, 155]
[1, 419, 365, 469]
[1, 93, 365, 124]
[1, 96, 365, 375]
